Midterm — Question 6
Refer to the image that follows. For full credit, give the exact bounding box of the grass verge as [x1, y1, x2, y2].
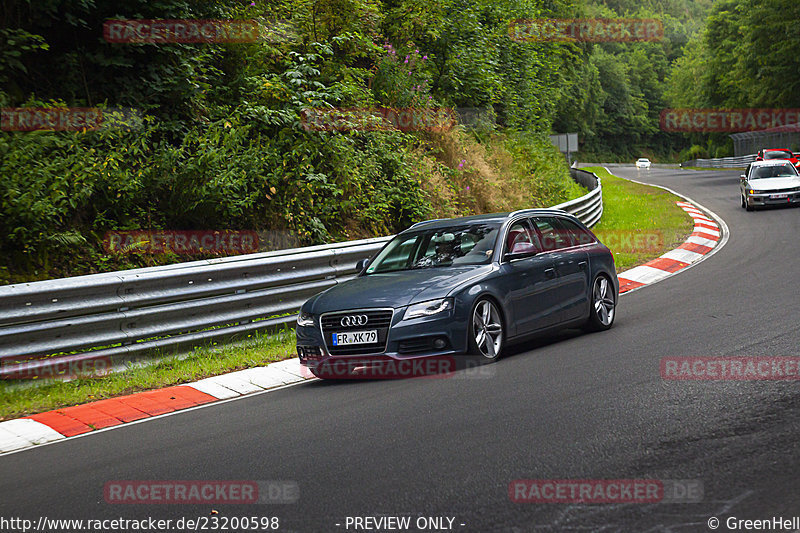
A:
[584, 166, 694, 273]
[0, 329, 297, 421]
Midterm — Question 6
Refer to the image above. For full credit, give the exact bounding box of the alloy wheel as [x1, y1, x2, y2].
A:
[472, 300, 503, 359]
[593, 276, 615, 327]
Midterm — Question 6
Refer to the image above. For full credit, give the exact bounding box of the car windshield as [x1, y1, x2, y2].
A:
[764, 150, 793, 160]
[751, 164, 798, 179]
[365, 223, 500, 273]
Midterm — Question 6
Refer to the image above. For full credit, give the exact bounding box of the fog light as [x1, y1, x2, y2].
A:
[433, 338, 446, 349]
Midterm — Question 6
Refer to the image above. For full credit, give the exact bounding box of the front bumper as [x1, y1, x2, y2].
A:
[296, 306, 469, 370]
[747, 191, 800, 207]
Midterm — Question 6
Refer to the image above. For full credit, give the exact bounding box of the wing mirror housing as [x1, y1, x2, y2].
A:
[355, 258, 370, 273]
[504, 250, 539, 262]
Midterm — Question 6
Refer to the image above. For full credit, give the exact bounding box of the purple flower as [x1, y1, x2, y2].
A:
[422, 55, 428, 60]
[466, 186, 470, 190]
[415, 49, 419, 53]
[250, 1, 255, 5]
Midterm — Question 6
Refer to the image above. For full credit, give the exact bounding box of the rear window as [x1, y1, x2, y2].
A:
[764, 150, 793, 160]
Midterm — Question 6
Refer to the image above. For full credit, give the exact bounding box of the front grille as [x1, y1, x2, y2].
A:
[762, 187, 800, 194]
[321, 309, 393, 355]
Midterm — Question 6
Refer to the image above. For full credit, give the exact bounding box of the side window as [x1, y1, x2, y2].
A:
[555, 218, 596, 247]
[504, 220, 539, 255]
[532, 217, 572, 251]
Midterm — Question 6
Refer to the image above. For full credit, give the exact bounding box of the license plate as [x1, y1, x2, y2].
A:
[770, 193, 788, 199]
[332, 330, 378, 346]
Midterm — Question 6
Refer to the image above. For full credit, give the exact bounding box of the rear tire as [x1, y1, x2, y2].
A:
[585, 275, 616, 331]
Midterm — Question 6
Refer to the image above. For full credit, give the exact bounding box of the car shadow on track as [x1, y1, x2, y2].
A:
[302, 328, 593, 385]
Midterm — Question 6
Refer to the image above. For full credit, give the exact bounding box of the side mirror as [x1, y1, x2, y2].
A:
[504, 250, 538, 262]
[355, 258, 370, 273]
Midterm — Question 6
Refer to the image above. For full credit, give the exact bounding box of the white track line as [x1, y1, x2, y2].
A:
[604, 166, 730, 296]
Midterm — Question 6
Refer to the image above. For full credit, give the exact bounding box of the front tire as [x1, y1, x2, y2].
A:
[468, 298, 504, 363]
[586, 275, 616, 331]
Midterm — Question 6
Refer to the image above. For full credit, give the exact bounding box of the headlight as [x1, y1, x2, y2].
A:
[297, 311, 315, 327]
[404, 298, 453, 320]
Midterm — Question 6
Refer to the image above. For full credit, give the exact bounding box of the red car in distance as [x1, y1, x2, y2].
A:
[756, 148, 800, 169]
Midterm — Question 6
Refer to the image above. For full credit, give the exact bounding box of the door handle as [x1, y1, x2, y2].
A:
[578, 261, 587, 270]
[544, 268, 556, 279]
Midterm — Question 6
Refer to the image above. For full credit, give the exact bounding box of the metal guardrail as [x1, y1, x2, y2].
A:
[0, 170, 601, 379]
[602, 163, 680, 169]
[558, 169, 603, 227]
[681, 154, 756, 168]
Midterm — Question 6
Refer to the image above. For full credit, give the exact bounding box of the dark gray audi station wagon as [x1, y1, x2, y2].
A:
[296, 209, 618, 378]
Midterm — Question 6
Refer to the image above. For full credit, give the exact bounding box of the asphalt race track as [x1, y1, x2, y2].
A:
[3, 166, 800, 532]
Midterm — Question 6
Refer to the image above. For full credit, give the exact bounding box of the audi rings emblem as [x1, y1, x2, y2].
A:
[341, 315, 368, 327]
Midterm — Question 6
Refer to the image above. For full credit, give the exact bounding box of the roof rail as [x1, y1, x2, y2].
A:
[507, 207, 563, 218]
[409, 218, 446, 229]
